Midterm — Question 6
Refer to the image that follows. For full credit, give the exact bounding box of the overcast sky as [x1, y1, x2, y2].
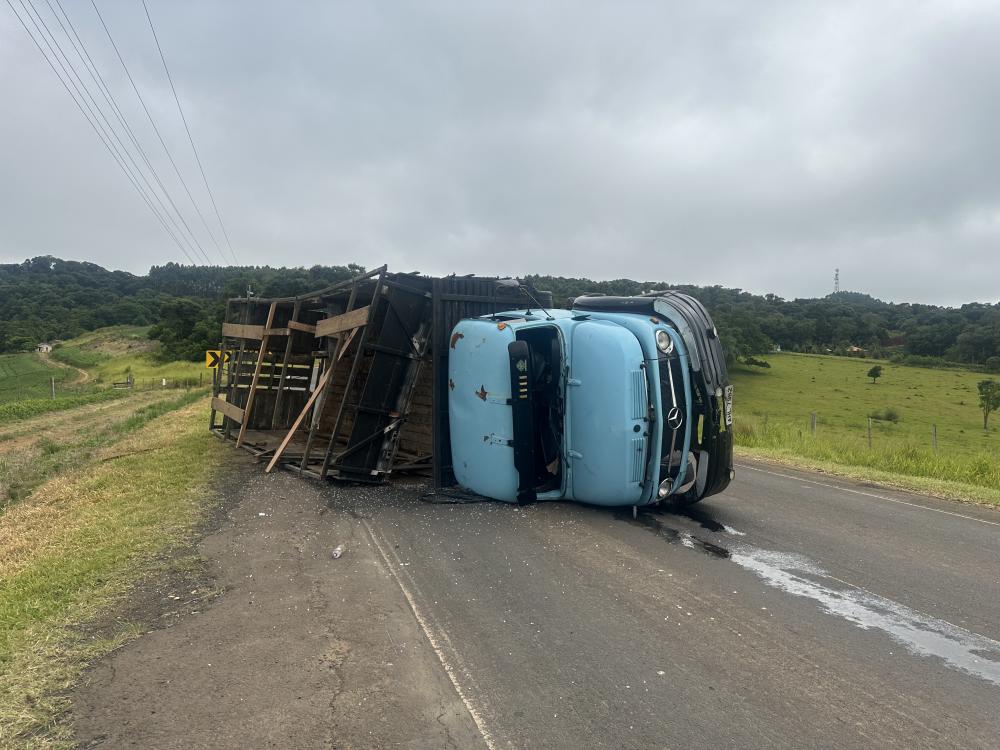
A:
[2, 1, 998, 306]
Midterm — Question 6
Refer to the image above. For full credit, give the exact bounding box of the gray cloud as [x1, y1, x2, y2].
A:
[2, 0, 999, 305]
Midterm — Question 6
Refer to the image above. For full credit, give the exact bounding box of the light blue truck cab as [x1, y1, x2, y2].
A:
[448, 292, 734, 507]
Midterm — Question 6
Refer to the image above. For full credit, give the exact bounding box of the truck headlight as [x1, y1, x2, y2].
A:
[658, 478, 672, 498]
[655, 330, 674, 354]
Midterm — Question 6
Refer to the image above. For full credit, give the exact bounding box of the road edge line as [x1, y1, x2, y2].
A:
[362, 518, 499, 750]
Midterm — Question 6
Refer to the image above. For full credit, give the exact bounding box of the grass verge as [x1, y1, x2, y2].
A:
[0, 398, 223, 749]
[734, 418, 1000, 506]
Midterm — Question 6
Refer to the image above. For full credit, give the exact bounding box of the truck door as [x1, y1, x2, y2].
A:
[568, 321, 648, 506]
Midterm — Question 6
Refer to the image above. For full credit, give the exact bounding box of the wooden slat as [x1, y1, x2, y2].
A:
[264, 327, 291, 337]
[314, 306, 371, 338]
[287, 320, 316, 334]
[272, 300, 302, 430]
[212, 397, 244, 424]
[222, 323, 265, 340]
[237, 303, 277, 447]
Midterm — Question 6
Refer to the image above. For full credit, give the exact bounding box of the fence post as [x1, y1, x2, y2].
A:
[867, 417, 872, 449]
[810, 412, 817, 436]
[763, 412, 768, 425]
[932, 423, 938, 453]
[50, 376, 55, 399]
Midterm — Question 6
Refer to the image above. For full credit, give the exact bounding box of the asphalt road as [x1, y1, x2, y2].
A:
[356, 460, 1000, 749]
[75, 458, 1000, 748]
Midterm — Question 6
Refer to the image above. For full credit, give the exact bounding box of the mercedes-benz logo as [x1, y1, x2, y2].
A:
[666, 407, 683, 430]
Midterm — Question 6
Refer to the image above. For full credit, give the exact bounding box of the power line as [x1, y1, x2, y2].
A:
[47, 0, 216, 265]
[5, 0, 200, 265]
[141, 0, 239, 265]
[66, 0, 231, 266]
[25, 0, 213, 264]
[89, 0, 222, 265]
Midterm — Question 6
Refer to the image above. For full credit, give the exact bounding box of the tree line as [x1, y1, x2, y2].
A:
[3, 256, 999, 371]
[528, 276, 1000, 371]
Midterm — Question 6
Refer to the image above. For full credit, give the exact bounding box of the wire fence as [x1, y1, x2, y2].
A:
[0, 370, 206, 403]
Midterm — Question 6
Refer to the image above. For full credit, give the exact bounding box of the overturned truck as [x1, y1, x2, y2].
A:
[210, 266, 734, 506]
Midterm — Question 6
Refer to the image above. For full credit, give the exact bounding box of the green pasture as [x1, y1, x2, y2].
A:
[0, 353, 71, 403]
[730, 353, 1000, 502]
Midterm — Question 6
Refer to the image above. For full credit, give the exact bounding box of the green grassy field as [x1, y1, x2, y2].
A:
[0, 353, 73, 403]
[730, 353, 1000, 503]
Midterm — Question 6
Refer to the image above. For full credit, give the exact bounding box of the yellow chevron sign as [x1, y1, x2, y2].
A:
[205, 350, 231, 368]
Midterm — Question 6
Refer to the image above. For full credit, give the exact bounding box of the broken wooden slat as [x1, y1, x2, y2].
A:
[222, 323, 265, 340]
[287, 320, 316, 334]
[314, 305, 371, 338]
[212, 397, 244, 424]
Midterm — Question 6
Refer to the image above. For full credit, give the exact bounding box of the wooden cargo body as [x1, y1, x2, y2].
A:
[209, 266, 548, 486]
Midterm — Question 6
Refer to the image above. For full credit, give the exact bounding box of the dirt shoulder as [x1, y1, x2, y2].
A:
[71, 469, 483, 750]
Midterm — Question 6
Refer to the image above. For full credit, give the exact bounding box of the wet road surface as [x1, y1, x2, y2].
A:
[352, 459, 1000, 749]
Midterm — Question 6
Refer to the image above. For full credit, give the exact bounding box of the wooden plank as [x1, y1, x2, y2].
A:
[212, 397, 244, 424]
[222, 323, 265, 340]
[263, 327, 291, 337]
[272, 300, 302, 429]
[287, 320, 316, 334]
[237, 302, 277, 447]
[265, 364, 337, 473]
[314, 305, 371, 338]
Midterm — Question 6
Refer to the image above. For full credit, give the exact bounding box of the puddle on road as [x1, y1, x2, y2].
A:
[731, 547, 1000, 687]
[618, 506, 1000, 687]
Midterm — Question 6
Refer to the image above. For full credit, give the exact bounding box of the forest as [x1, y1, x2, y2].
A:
[2, 256, 999, 371]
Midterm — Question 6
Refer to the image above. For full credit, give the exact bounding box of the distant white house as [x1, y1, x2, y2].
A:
[36, 342, 53, 353]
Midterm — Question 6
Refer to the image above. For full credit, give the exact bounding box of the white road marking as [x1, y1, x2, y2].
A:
[736, 463, 1000, 527]
[363, 519, 499, 750]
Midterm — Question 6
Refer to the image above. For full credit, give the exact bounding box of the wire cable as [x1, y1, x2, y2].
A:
[19, 0, 210, 262]
[5, 0, 199, 265]
[90, 0, 225, 264]
[56, 0, 228, 266]
[141, 0, 239, 265]
[47, 0, 217, 265]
